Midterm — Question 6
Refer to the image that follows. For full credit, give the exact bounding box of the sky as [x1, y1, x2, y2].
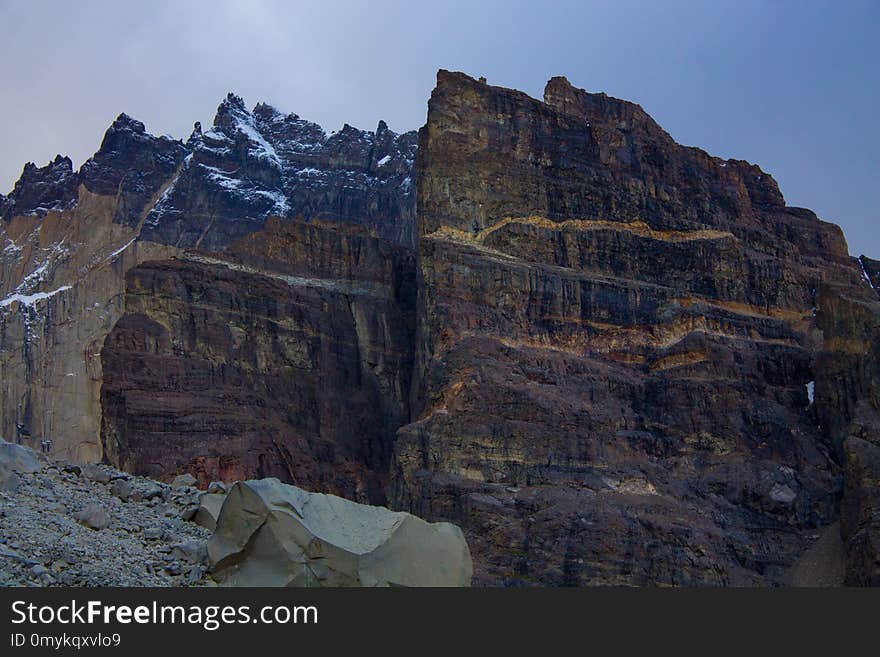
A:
[0, 0, 877, 254]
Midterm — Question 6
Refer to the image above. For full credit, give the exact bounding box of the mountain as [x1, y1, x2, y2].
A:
[2, 73, 879, 585]
[401, 71, 880, 585]
[0, 94, 417, 469]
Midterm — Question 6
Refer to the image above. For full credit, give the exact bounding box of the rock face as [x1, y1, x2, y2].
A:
[142, 94, 416, 250]
[812, 275, 880, 584]
[840, 437, 880, 584]
[208, 478, 472, 587]
[1, 94, 416, 466]
[393, 71, 874, 585]
[100, 216, 416, 501]
[3, 71, 880, 586]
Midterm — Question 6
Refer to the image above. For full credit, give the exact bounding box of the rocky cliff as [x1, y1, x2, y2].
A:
[100, 217, 416, 503]
[394, 71, 877, 585]
[1, 95, 416, 468]
[2, 72, 879, 586]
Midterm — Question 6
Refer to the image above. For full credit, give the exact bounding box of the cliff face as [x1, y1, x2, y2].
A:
[3, 72, 879, 586]
[0, 185, 178, 461]
[813, 274, 880, 584]
[394, 71, 875, 585]
[100, 217, 416, 503]
[1, 95, 416, 465]
[141, 94, 416, 250]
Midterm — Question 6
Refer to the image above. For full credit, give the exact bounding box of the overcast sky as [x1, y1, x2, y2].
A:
[1, 0, 877, 255]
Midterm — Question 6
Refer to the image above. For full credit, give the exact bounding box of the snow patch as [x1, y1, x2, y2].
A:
[17, 261, 49, 290]
[203, 130, 231, 142]
[3, 241, 22, 255]
[234, 114, 282, 168]
[806, 381, 815, 404]
[859, 258, 874, 288]
[107, 238, 136, 260]
[377, 155, 392, 167]
[0, 285, 71, 309]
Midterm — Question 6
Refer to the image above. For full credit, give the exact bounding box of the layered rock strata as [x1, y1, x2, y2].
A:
[3, 71, 879, 586]
[1, 96, 416, 467]
[393, 71, 875, 585]
[100, 217, 416, 503]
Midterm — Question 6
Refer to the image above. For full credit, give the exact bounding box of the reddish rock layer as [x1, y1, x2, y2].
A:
[100, 217, 415, 504]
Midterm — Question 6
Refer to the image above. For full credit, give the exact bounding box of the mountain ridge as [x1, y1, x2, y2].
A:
[2, 71, 879, 585]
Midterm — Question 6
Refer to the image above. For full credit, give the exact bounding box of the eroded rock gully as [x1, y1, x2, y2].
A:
[3, 71, 880, 585]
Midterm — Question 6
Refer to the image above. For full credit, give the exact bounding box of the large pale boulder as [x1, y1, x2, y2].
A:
[207, 478, 472, 587]
[0, 438, 41, 474]
[193, 493, 226, 531]
[0, 439, 41, 490]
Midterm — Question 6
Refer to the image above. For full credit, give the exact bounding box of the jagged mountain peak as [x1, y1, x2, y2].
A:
[2, 90, 418, 248]
[14, 154, 74, 182]
[141, 92, 418, 250]
[211, 92, 266, 138]
[108, 112, 147, 134]
[214, 92, 248, 119]
[1, 153, 79, 220]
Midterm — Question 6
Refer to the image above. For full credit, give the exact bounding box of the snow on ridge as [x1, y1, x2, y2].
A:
[201, 164, 245, 191]
[256, 189, 290, 215]
[4, 240, 22, 255]
[0, 285, 71, 309]
[233, 113, 282, 168]
[203, 129, 232, 143]
[16, 261, 50, 290]
[858, 258, 874, 289]
[107, 238, 136, 260]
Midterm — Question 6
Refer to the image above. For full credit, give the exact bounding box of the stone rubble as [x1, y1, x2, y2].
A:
[0, 440, 211, 587]
[0, 439, 473, 587]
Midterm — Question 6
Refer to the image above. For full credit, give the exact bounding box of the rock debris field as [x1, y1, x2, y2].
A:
[0, 440, 215, 587]
[0, 438, 473, 587]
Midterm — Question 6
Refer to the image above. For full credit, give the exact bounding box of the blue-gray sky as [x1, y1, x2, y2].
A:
[1, 0, 877, 255]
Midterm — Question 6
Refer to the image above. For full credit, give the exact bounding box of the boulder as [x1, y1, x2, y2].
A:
[0, 463, 20, 492]
[207, 481, 228, 494]
[0, 440, 40, 492]
[193, 493, 226, 531]
[170, 540, 208, 565]
[208, 478, 472, 587]
[171, 473, 198, 489]
[80, 463, 112, 484]
[109, 479, 132, 501]
[0, 439, 41, 474]
[73, 504, 111, 531]
[133, 481, 166, 502]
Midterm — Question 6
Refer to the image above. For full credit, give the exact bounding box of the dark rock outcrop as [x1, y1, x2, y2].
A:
[393, 70, 872, 585]
[140, 94, 417, 250]
[1, 155, 80, 220]
[841, 437, 880, 584]
[100, 217, 416, 504]
[812, 278, 880, 584]
[79, 114, 190, 227]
